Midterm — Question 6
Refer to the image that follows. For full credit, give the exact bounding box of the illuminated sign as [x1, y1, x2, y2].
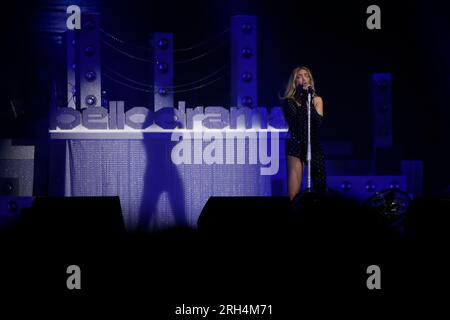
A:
[50, 101, 287, 131]
[49, 101, 288, 175]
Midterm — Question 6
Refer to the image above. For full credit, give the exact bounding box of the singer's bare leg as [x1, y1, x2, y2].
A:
[287, 155, 305, 201]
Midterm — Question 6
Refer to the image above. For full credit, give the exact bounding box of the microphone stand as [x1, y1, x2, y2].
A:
[306, 88, 312, 192]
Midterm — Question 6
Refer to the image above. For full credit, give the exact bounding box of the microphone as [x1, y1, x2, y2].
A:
[304, 85, 314, 94]
[296, 85, 314, 95]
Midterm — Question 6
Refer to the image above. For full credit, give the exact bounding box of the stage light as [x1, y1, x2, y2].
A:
[241, 96, 253, 107]
[241, 72, 252, 82]
[4, 182, 14, 195]
[85, 95, 97, 106]
[363, 188, 411, 222]
[157, 62, 169, 73]
[101, 90, 108, 107]
[158, 88, 168, 96]
[84, 45, 95, 57]
[340, 181, 352, 191]
[241, 23, 252, 33]
[232, 16, 256, 108]
[71, 63, 77, 70]
[365, 180, 376, 192]
[389, 181, 400, 189]
[55, 35, 63, 45]
[241, 47, 252, 58]
[85, 71, 96, 82]
[157, 38, 169, 49]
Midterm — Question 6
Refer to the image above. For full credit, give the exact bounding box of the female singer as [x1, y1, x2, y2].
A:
[281, 66, 327, 201]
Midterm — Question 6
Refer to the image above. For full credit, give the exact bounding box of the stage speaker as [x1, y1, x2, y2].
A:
[0, 139, 35, 196]
[197, 196, 292, 238]
[291, 189, 368, 242]
[20, 196, 125, 243]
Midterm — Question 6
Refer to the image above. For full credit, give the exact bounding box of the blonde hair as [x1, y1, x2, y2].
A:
[280, 66, 317, 101]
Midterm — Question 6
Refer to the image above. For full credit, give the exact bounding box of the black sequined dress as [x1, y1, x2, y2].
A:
[282, 94, 327, 193]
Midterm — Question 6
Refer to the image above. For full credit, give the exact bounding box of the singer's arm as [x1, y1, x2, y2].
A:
[281, 98, 297, 129]
[313, 96, 323, 116]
